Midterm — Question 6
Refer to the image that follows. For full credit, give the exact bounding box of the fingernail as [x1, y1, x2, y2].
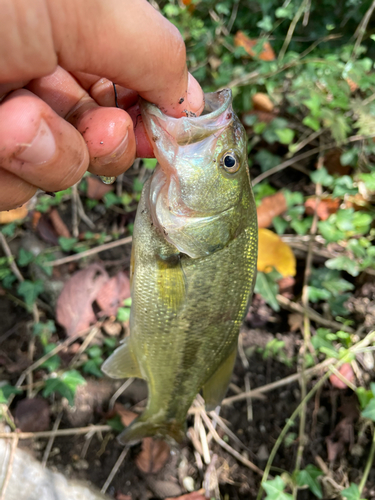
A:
[187, 73, 205, 116]
[16, 119, 56, 164]
[95, 130, 129, 166]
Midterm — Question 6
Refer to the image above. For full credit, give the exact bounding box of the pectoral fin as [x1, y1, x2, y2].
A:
[102, 338, 143, 379]
[202, 345, 237, 411]
[156, 257, 186, 311]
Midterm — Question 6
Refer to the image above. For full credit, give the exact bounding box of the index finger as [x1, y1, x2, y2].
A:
[1, 0, 204, 117]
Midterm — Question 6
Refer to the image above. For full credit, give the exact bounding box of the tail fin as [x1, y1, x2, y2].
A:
[118, 411, 185, 445]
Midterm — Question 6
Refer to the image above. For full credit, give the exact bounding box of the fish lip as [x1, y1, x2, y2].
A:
[140, 89, 233, 148]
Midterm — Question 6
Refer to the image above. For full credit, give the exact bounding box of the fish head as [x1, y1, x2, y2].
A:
[141, 89, 253, 258]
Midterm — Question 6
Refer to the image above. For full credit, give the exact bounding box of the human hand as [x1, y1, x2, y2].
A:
[0, 0, 204, 210]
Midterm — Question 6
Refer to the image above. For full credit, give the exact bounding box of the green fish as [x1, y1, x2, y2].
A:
[102, 89, 258, 444]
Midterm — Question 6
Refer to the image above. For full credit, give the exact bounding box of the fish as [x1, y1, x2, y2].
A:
[102, 89, 258, 444]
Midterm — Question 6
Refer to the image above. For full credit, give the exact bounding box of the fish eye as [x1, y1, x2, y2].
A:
[221, 151, 240, 173]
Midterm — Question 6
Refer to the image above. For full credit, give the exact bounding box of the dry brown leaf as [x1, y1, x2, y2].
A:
[14, 397, 50, 432]
[56, 264, 109, 336]
[257, 192, 288, 228]
[36, 213, 60, 245]
[0, 204, 28, 224]
[329, 363, 355, 389]
[326, 417, 354, 462]
[288, 312, 303, 332]
[96, 271, 131, 317]
[257, 228, 296, 277]
[234, 31, 275, 61]
[324, 148, 351, 176]
[49, 208, 71, 238]
[114, 403, 138, 427]
[278, 276, 295, 298]
[305, 197, 340, 221]
[252, 93, 274, 112]
[346, 78, 358, 93]
[116, 495, 132, 500]
[167, 491, 206, 500]
[136, 438, 170, 474]
[86, 175, 114, 200]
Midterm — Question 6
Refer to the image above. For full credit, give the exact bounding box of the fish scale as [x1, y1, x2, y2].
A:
[102, 89, 258, 443]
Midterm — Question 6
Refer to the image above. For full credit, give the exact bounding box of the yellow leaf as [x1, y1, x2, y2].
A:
[0, 204, 28, 224]
[257, 228, 296, 277]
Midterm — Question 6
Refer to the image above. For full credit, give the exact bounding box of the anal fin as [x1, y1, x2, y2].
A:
[102, 338, 143, 379]
[202, 345, 237, 411]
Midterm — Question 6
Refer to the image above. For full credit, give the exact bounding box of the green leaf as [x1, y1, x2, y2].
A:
[263, 476, 293, 500]
[117, 306, 131, 322]
[308, 286, 331, 302]
[310, 167, 334, 187]
[143, 158, 158, 170]
[356, 387, 373, 410]
[275, 128, 295, 145]
[17, 248, 34, 267]
[107, 415, 125, 432]
[361, 398, 375, 421]
[0, 384, 22, 404]
[133, 178, 144, 193]
[40, 344, 61, 372]
[290, 217, 313, 236]
[341, 483, 363, 500]
[17, 280, 44, 307]
[58, 237, 79, 252]
[255, 150, 281, 172]
[272, 216, 288, 235]
[257, 16, 273, 31]
[83, 359, 103, 378]
[296, 465, 323, 499]
[254, 271, 280, 311]
[103, 192, 120, 208]
[302, 116, 320, 131]
[325, 256, 360, 277]
[1, 223, 17, 237]
[43, 370, 86, 406]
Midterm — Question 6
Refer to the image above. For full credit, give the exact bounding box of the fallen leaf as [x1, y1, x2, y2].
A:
[136, 437, 170, 474]
[346, 78, 358, 93]
[329, 363, 355, 389]
[36, 213, 60, 245]
[31, 211, 42, 229]
[324, 148, 351, 176]
[14, 397, 50, 432]
[116, 495, 132, 500]
[243, 110, 276, 126]
[252, 93, 274, 113]
[49, 208, 71, 238]
[167, 491, 206, 500]
[56, 264, 109, 336]
[257, 192, 288, 228]
[326, 417, 354, 462]
[96, 272, 131, 317]
[103, 318, 122, 336]
[288, 312, 303, 332]
[234, 31, 275, 61]
[86, 175, 114, 200]
[0, 204, 28, 224]
[114, 403, 138, 426]
[278, 276, 295, 298]
[305, 197, 340, 220]
[257, 228, 296, 277]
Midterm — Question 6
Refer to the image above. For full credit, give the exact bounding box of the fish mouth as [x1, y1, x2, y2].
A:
[141, 89, 233, 148]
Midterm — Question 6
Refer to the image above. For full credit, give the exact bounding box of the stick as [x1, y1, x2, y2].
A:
[0, 425, 112, 440]
[101, 446, 129, 494]
[44, 236, 132, 267]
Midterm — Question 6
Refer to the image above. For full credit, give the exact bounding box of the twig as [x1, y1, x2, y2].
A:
[222, 356, 339, 405]
[109, 378, 134, 410]
[227, 0, 239, 33]
[352, 0, 375, 60]
[69, 326, 100, 368]
[328, 365, 357, 391]
[358, 423, 375, 496]
[200, 409, 264, 476]
[42, 411, 63, 467]
[75, 183, 95, 230]
[279, 0, 310, 60]
[293, 155, 322, 497]
[44, 236, 132, 267]
[276, 294, 354, 332]
[101, 446, 129, 494]
[0, 233, 23, 283]
[196, 413, 211, 464]
[0, 435, 19, 500]
[209, 411, 252, 454]
[0, 424, 112, 440]
[71, 184, 80, 238]
[252, 132, 375, 186]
